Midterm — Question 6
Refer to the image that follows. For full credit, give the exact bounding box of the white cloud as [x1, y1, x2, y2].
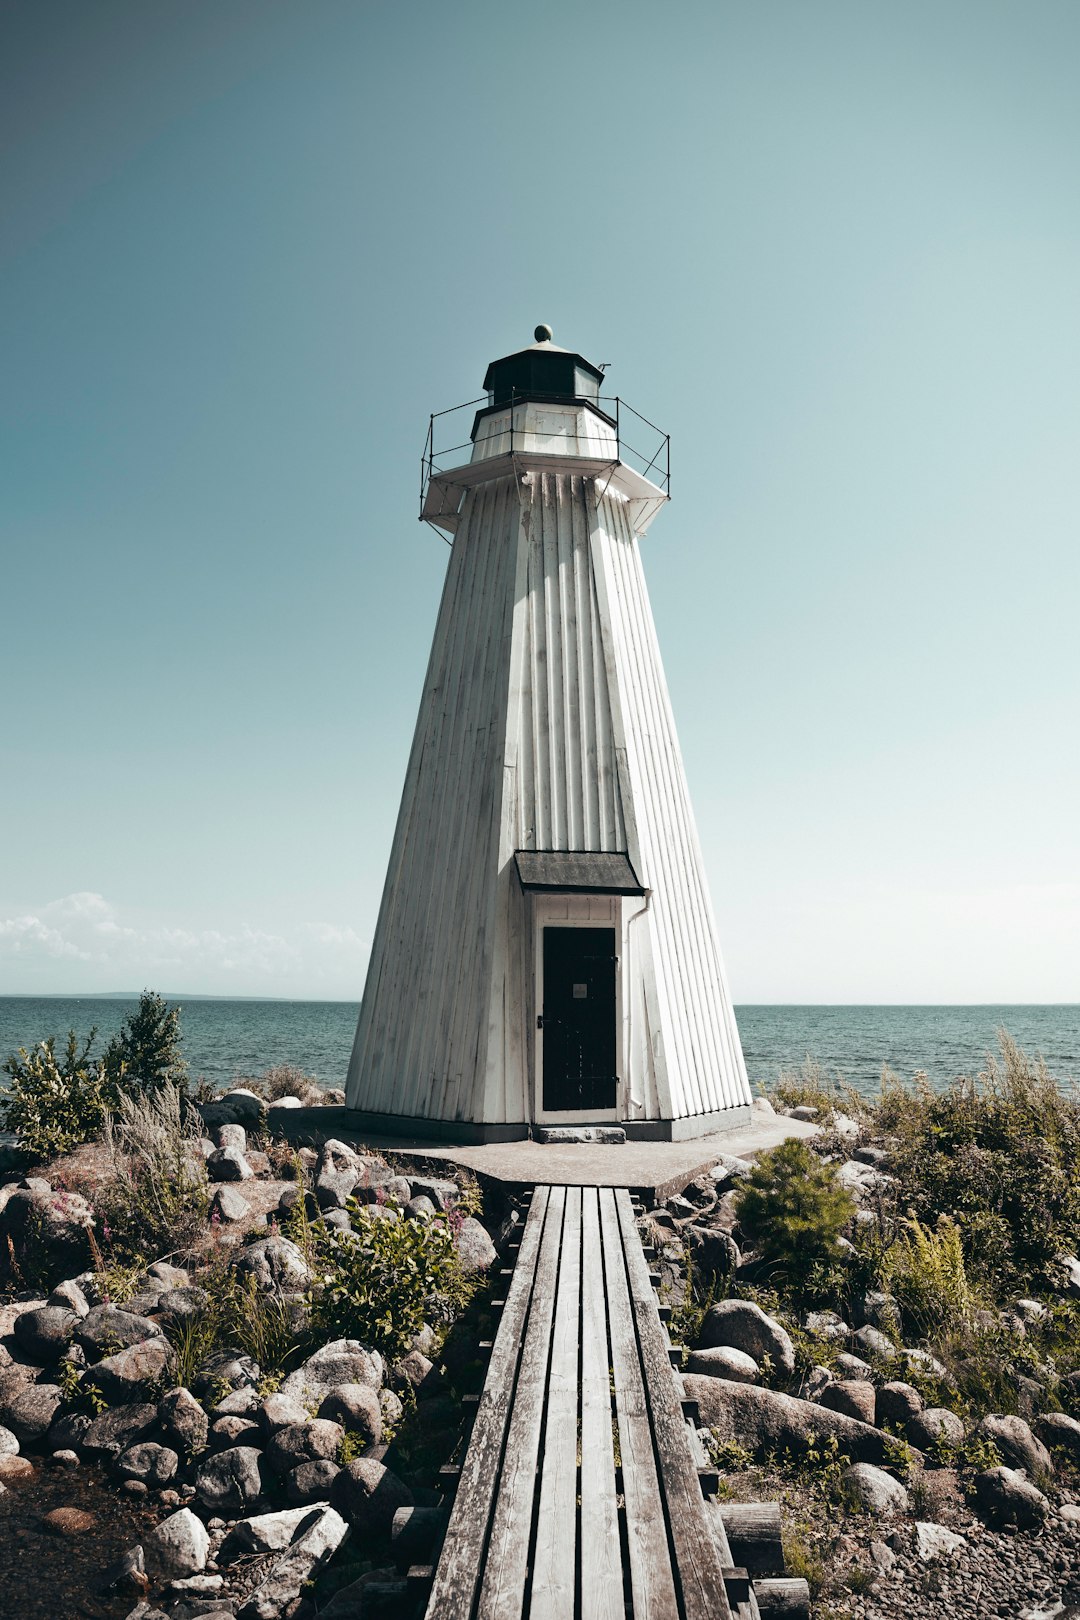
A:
[0, 894, 369, 997]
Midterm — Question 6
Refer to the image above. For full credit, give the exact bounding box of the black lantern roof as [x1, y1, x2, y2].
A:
[481, 325, 606, 409]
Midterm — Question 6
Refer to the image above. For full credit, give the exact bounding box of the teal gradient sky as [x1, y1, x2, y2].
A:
[2, 0, 1078, 1001]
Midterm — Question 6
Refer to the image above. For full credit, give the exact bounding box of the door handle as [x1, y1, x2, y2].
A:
[536, 1015, 544, 1030]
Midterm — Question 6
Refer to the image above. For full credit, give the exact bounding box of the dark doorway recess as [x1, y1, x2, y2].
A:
[542, 926, 617, 1113]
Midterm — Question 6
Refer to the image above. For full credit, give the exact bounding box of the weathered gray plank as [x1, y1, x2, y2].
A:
[477, 1185, 566, 1620]
[424, 1185, 552, 1620]
[599, 1187, 679, 1620]
[615, 1188, 733, 1620]
[579, 1187, 623, 1620]
[530, 1186, 582, 1620]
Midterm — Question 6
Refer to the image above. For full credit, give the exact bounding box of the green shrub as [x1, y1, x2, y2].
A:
[735, 1138, 857, 1288]
[0, 1030, 124, 1160]
[883, 1214, 974, 1336]
[308, 1203, 478, 1361]
[102, 991, 187, 1095]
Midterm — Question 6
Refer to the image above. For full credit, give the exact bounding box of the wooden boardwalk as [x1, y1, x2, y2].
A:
[420, 1185, 769, 1620]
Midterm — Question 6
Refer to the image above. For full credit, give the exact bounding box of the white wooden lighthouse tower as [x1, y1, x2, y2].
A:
[345, 329, 752, 1141]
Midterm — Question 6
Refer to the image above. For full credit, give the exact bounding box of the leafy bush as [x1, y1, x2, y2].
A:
[308, 1202, 478, 1361]
[102, 992, 187, 1094]
[735, 1138, 857, 1288]
[96, 1082, 209, 1263]
[256, 1064, 325, 1107]
[883, 1214, 974, 1336]
[0, 1030, 124, 1160]
[878, 1034, 1080, 1293]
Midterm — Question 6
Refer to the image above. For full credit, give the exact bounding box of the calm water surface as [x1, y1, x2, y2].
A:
[1, 997, 1077, 1100]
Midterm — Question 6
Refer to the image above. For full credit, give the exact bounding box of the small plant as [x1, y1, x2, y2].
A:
[102, 992, 188, 1095]
[777, 1430, 852, 1499]
[880, 1431, 916, 1482]
[337, 1428, 368, 1466]
[782, 1524, 829, 1598]
[0, 1030, 124, 1159]
[705, 1434, 754, 1472]
[884, 1213, 974, 1336]
[96, 1082, 209, 1263]
[735, 1139, 857, 1290]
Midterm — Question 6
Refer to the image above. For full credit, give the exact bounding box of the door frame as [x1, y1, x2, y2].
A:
[532, 896, 622, 1125]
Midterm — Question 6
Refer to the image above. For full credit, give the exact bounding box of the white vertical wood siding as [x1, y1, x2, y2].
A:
[345, 464, 751, 1126]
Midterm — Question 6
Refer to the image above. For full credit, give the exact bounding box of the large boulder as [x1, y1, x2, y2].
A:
[330, 1458, 413, 1535]
[685, 1226, 740, 1279]
[816, 1380, 876, 1425]
[86, 1339, 173, 1404]
[974, 1466, 1049, 1527]
[265, 1419, 344, 1476]
[115, 1441, 179, 1487]
[281, 1340, 383, 1407]
[1035, 1411, 1080, 1465]
[207, 1146, 254, 1183]
[907, 1408, 965, 1452]
[76, 1306, 162, 1361]
[875, 1382, 924, 1429]
[198, 1090, 264, 1130]
[0, 1383, 64, 1445]
[81, 1403, 158, 1461]
[193, 1350, 261, 1396]
[143, 1507, 211, 1578]
[287, 1459, 342, 1504]
[0, 1181, 94, 1271]
[455, 1217, 496, 1273]
[975, 1414, 1052, 1477]
[842, 1462, 909, 1515]
[194, 1444, 271, 1516]
[684, 1376, 900, 1466]
[158, 1387, 209, 1454]
[260, 1393, 312, 1435]
[318, 1384, 383, 1445]
[232, 1236, 312, 1294]
[685, 1346, 759, 1384]
[220, 1505, 329, 1563]
[13, 1306, 78, 1363]
[699, 1301, 795, 1378]
[236, 1504, 350, 1620]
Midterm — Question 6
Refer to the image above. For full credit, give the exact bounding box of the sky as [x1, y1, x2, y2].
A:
[1, 0, 1078, 1003]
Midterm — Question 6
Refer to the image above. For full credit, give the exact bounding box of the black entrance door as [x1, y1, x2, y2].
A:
[541, 926, 617, 1113]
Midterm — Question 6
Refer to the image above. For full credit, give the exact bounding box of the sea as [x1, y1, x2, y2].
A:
[1, 997, 1078, 1101]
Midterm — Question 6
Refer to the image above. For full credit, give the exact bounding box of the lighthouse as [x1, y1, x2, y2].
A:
[345, 329, 752, 1141]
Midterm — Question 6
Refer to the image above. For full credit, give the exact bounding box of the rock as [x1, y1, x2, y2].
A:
[81, 1404, 158, 1461]
[685, 1346, 759, 1383]
[213, 1386, 261, 1419]
[0, 1383, 64, 1444]
[219, 1504, 328, 1562]
[194, 1446, 271, 1517]
[1057, 1253, 1080, 1298]
[851, 1324, 898, 1362]
[47, 1278, 91, 1317]
[116, 1442, 179, 1487]
[208, 1183, 252, 1225]
[0, 1455, 34, 1481]
[455, 1217, 497, 1272]
[912, 1521, 965, 1560]
[217, 1123, 247, 1151]
[193, 1351, 261, 1396]
[76, 1305, 162, 1360]
[875, 1381, 923, 1428]
[0, 1424, 18, 1457]
[405, 1195, 436, 1221]
[281, 1340, 383, 1406]
[683, 1376, 898, 1465]
[198, 1090, 264, 1130]
[904, 1346, 948, 1380]
[330, 1457, 413, 1535]
[832, 1112, 860, 1140]
[47, 1410, 92, 1452]
[907, 1407, 965, 1452]
[14, 1305, 79, 1362]
[380, 1389, 403, 1431]
[699, 1300, 795, 1378]
[147, 1262, 190, 1289]
[260, 1393, 311, 1434]
[144, 1507, 211, 1578]
[391, 1350, 437, 1395]
[316, 1168, 359, 1210]
[42, 1505, 96, 1534]
[1060, 1503, 1080, 1524]
[790, 1105, 818, 1121]
[408, 1176, 458, 1211]
[974, 1465, 1049, 1527]
[842, 1462, 909, 1514]
[685, 1226, 740, 1279]
[211, 1415, 262, 1449]
[975, 1413, 1052, 1477]
[232, 1235, 312, 1293]
[268, 1095, 303, 1110]
[155, 1287, 210, 1324]
[869, 1538, 896, 1573]
[207, 1146, 254, 1183]
[833, 1352, 873, 1379]
[1035, 1410, 1080, 1464]
[318, 1383, 383, 1444]
[286, 1458, 342, 1503]
[817, 1380, 876, 1424]
[49, 1449, 80, 1467]
[159, 1387, 210, 1454]
[236, 1503, 350, 1620]
[88, 1339, 173, 1404]
[803, 1310, 849, 1343]
[266, 1419, 344, 1475]
[0, 1181, 95, 1268]
[854, 1291, 899, 1332]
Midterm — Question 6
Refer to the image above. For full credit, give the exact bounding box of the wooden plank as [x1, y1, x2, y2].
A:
[477, 1185, 566, 1620]
[599, 1187, 679, 1620]
[615, 1189, 733, 1620]
[424, 1185, 552, 1620]
[578, 1188, 623, 1620]
[530, 1186, 582, 1620]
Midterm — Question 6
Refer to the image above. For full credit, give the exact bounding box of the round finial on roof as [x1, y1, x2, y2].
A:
[534, 323, 553, 343]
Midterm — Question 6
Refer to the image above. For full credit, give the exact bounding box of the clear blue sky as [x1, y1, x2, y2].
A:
[2, 0, 1077, 1002]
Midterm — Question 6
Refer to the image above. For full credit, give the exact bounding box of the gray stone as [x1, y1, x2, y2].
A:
[47, 1278, 91, 1317]
[82, 1404, 158, 1461]
[47, 1410, 92, 1452]
[193, 1351, 260, 1396]
[267, 1095, 303, 1110]
[207, 1146, 253, 1183]
[76, 1305, 162, 1360]
[975, 1413, 1052, 1477]
[842, 1462, 909, 1514]
[790, 1105, 818, 1121]
[281, 1340, 383, 1406]
[318, 1383, 383, 1444]
[854, 1290, 899, 1331]
[851, 1324, 898, 1362]
[903, 1346, 948, 1380]
[146, 1262, 191, 1289]
[1058, 1253, 1080, 1298]
[212, 1386, 260, 1418]
[407, 1176, 459, 1211]
[391, 1350, 437, 1395]
[198, 1090, 264, 1130]
[912, 1521, 965, 1560]
[685, 1225, 740, 1279]
[0, 1425, 18, 1457]
[322, 1207, 353, 1232]
[699, 1300, 795, 1377]
[974, 1465, 1049, 1527]
[144, 1507, 211, 1579]
[265, 1419, 344, 1476]
[875, 1381, 924, 1429]
[211, 1185, 252, 1223]
[219, 1504, 327, 1562]
[907, 1407, 965, 1452]
[817, 1380, 876, 1424]
[405, 1196, 436, 1222]
[454, 1217, 497, 1273]
[833, 1352, 874, 1379]
[158, 1387, 210, 1454]
[260, 1393, 311, 1435]
[316, 1168, 359, 1210]
[194, 1446, 270, 1516]
[685, 1346, 759, 1383]
[211, 1415, 262, 1449]
[232, 1235, 312, 1293]
[1035, 1410, 1080, 1465]
[217, 1123, 247, 1151]
[116, 1442, 180, 1487]
[683, 1376, 898, 1465]
[286, 1458, 342, 1503]
[155, 1287, 210, 1324]
[330, 1457, 414, 1535]
[0, 1383, 64, 1444]
[803, 1310, 849, 1343]
[13, 1305, 78, 1362]
[236, 1503, 349, 1620]
[88, 1339, 173, 1404]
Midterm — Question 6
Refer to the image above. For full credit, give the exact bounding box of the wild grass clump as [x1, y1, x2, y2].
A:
[883, 1214, 974, 1337]
[244, 1064, 326, 1107]
[735, 1138, 857, 1291]
[767, 1056, 870, 1123]
[879, 1033, 1080, 1294]
[167, 1260, 308, 1389]
[95, 1081, 210, 1264]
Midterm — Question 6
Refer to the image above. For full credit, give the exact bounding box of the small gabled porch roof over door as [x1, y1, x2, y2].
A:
[513, 850, 645, 896]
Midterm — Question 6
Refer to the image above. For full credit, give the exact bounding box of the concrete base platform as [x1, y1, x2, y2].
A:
[274, 1104, 817, 1203]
